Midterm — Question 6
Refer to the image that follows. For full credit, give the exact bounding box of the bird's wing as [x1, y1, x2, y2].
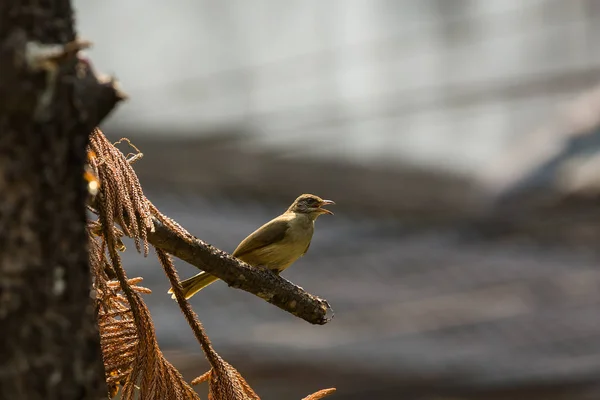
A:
[232, 218, 290, 259]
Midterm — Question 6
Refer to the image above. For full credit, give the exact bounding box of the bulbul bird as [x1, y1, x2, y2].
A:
[168, 194, 335, 300]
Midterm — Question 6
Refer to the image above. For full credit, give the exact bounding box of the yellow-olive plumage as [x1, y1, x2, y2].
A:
[168, 194, 335, 300]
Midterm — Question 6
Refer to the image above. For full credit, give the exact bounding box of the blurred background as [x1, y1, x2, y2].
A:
[75, 1, 600, 399]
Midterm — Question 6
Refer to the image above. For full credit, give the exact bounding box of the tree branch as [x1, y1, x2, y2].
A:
[147, 218, 333, 325]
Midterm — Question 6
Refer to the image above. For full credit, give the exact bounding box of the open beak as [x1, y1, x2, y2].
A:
[318, 199, 335, 215]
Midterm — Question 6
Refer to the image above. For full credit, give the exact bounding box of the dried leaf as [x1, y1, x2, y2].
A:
[302, 388, 336, 400]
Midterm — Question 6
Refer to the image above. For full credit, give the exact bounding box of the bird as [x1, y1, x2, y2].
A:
[168, 193, 335, 300]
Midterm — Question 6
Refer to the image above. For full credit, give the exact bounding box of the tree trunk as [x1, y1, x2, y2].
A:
[0, 1, 121, 399]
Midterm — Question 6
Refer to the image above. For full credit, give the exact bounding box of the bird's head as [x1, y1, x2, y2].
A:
[288, 194, 335, 219]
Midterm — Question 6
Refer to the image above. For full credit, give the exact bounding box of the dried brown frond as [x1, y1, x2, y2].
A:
[87, 128, 336, 399]
[302, 388, 337, 400]
[114, 137, 144, 165]
[90, 223, 199, 399]
[88, 128, 153, 255]
[88, 129, 200, 399]
[191, 371, 212, 386]
[158, 249, 260, 400]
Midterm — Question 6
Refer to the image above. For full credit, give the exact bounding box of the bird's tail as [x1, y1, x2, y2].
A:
[167, 271, 219, 300]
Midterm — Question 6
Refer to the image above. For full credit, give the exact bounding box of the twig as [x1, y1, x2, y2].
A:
[147, 218, 334, 325]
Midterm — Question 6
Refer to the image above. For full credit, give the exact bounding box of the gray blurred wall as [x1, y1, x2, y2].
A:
[74, 0, 600, 182]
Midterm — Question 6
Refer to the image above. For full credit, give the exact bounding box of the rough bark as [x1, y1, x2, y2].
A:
[0, 1, 122, 399]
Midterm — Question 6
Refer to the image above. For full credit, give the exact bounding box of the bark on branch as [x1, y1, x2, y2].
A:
[148, 218, 333, 325]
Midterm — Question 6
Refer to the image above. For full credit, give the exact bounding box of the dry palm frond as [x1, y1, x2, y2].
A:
[88, 129, 153, 255]
[89, 218, 199, 399]
[301, 388, 337, 400]
[88, 129, 199, 399]
[157, 249, 260, 400]
[87, 128, 336, 399]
